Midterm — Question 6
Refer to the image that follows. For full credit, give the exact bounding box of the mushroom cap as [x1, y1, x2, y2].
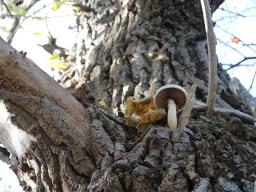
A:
[154, 84, 188, 110]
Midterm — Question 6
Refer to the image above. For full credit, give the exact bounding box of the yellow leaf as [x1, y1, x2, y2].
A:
[51, 1, 62, 11]
[48, 54, 60, 60]
[33, 32, 43, 36]
[124, 97, 134, 118]
[138, 108, 166, 125]
[132, 96, 155, 115]
[99, 98, 107, 107]
[125, 96, 166, 128]
[48, 61, 68, 69]
[231, 37, 241, 44]
[127, 113, 141, 125]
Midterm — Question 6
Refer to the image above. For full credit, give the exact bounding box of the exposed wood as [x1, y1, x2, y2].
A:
[200, 0, 218, 117]
[178, 84, 197, 128]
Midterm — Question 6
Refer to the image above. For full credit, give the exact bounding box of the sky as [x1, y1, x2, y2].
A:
[11, 0, 76, 78]
[0, 0, 255, 191]
[0, 161, 23, 192]
[213, 0, 256, 96]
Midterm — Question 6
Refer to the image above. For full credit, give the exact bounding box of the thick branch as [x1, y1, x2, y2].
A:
[0, 37, 91, 155]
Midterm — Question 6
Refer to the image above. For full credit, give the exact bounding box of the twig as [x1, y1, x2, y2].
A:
[248, 71, 256, 92]
[222, 63, 254, 67]
[219, 7, 246, 17]
[242, 43, 256, 47]
[6, 0, 39, 43]
[216, 24, 256, 55]
[217, 38, 245, 57]
[200, 0, 217, 117]
[26, 4, 47, 18]
[241, 5, 256, 13]
[0, 0, 13, 17]
[226, 57, 256, 71]
[7, 17, 20, 43]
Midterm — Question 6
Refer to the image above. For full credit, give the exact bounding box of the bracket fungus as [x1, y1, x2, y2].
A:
[154, 84, 188, 130]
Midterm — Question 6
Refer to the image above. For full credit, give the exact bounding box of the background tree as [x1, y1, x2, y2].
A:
[0, 0, 256, 191]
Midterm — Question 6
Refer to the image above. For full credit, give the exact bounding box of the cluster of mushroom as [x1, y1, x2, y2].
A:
[154, 84, 188, 130]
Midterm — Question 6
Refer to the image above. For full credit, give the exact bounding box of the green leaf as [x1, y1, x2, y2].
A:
[48, 54, 60, 60]
[9, 3, 27, 16]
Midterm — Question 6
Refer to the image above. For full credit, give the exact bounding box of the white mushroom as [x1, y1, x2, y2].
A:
[154, 85, 188, 130]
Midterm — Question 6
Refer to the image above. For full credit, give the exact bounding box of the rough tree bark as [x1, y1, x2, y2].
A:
[0, 0, 256, 192]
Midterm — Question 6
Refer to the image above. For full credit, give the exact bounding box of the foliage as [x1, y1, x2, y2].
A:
[8, 3, 27, 16]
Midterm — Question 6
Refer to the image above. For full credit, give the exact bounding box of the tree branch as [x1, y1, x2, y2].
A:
[0, 37, 91, 156]
[226, 57, 256, 71]
[200, 0, 217, 117]
[216, 24, 256, 55]
[222, 63, 254, 68]
[0, 0, 13, 17]
[194, 101, 256, 124]
[219, 7, 246, 17]
[217, 38, 245, 57]
[248, 71, 256, 92]
[6, 0, 40, 43]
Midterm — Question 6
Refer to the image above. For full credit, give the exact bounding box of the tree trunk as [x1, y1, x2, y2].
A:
[0, 0, 256, 192]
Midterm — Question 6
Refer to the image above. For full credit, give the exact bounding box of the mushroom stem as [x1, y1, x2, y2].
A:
[167, 99, 177, 130]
